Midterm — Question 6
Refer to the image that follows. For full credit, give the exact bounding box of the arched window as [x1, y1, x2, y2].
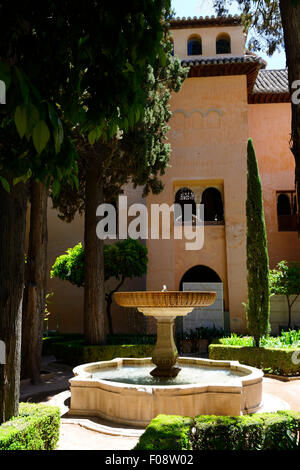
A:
[277, 193, 291, 216]
[277, 191, 298, 231]
[216, 33, 231, 54]
[175, 187, 197, 224]
[201, 188, 224, 222]
[187, 36, 202, 56]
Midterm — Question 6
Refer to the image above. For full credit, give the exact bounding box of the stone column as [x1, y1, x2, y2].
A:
[151, 316, 180, 377]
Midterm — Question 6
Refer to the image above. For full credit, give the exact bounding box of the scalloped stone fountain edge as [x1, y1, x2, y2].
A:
[69, 357, 264, 427]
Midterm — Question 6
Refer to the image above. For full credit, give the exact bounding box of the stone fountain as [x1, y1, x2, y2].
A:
[69, 289, 268, 426]
[114, 290, 216, 378]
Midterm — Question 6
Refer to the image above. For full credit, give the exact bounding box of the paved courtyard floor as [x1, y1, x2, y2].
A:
[20, 357, 300, 450]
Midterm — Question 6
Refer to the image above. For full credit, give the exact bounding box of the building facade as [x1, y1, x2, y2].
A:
[46, 16, 300, 335]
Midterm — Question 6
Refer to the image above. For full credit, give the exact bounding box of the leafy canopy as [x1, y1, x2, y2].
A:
[50, 239, 148, 288]
[213, 0, 283, 55]
[269, 260, 300, 297]
[51, 34, 188, 219]
[0, 1, 172, 188]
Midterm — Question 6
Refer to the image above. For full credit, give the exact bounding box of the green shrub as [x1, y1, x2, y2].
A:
[53, 340, 154, 366]
[42, 333, 83, 355]
[209, 344, 300, 376]
[134, 415, 193, 450]
[106, 334, 157, 345]
[219, 330, 300, 349]
[135, 411, 300, 450]
[191, 415, 264, 450]
[0, 403, 60, 450]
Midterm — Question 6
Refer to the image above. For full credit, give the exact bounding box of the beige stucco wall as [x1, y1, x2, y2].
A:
[43, 68, 300, 336]
[171, 25, 245, 59]
[146, 74, 249, 333]
[248, 103, 300, 268]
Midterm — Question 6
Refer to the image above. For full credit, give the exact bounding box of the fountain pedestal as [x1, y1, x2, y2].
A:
[151, 317, 179, 377]
[138, 307, 194, 378]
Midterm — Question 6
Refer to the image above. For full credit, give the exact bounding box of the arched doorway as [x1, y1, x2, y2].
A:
[179, 265, 224, 333]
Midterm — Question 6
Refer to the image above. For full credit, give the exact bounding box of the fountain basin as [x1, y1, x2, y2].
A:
[69, 357, 263, 427]
[114, 291, 217, 377]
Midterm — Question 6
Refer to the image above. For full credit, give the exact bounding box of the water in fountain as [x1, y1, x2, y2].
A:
[91, 364, 249, 386]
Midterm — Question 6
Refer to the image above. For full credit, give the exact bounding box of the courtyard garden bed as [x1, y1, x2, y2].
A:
[0, 403, 60, 450]
[135, 411, 300, 450]
[209, 330, 300, 376]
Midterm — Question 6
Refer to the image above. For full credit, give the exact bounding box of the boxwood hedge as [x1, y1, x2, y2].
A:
[135, 411, 300, 451]
[0, 403, 60, 450]
[52, 339, 154, 366]
[209, 344, 300, 376]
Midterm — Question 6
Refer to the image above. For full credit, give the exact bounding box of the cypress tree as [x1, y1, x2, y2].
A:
[246, 138, 270, 347]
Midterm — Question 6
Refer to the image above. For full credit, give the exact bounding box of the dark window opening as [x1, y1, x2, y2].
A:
[175, 187, 197, 225]
[277, 191, 298, 231]
[188, 38, 202, 56]
[180, 265, 222, 290]
[201, 188, 224, 223]
[216, 36, 231, 54]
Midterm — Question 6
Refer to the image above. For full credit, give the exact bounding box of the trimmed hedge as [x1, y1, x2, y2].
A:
[134, 415, 193, 450]
[0, 403, 60, 450]
[42, 334, 83, 356]
[209, 344, 300, 376]
[53, 339, 154, 366]
[135, 411, 300, 451]
[106, 334, 157, 345]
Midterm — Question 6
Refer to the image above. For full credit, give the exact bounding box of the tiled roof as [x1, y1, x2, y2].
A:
[253, 69, 289, 94]
[170, 15, 242, 28]
[181, 55, 261, 95]
[181, 55, 261, 67]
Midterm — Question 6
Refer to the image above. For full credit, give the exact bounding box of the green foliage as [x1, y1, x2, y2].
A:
[0, 403, 60, 450]
[135, 411, 300, 450]
[270, 261, 300, 297]
[213, 0, 283, 55]
[219, 330, 300, 348]
[134, 415, 193, 450]
[209, 344, 300, 375]
[50, 243, 84, 287]
[106, 334, 157, 345]
[50, 239, 148, 287]
[0, 1, 173, 186]
[191, 415, 264, 450]
[51, 35, 188, 221]
[246, 138, 270, 346]
[104, 239, 148, 282]
[269, 261, 300, 327]
[220, 333, 255, 346]
[52, 340, 154, 367]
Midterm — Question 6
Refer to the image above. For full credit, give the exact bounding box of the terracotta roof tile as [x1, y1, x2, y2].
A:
[170, 15, 242, 28]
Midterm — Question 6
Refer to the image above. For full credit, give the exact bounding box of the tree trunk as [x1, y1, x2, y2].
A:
[106, 277, 126, 336]
[279, 1, 300, 224]
[0, 179, 27, 424]
[22, 181, 48, 384]
[84, 162, 106, 344]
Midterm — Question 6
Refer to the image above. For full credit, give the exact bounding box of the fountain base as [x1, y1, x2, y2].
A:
[69, 357, 265, 427]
